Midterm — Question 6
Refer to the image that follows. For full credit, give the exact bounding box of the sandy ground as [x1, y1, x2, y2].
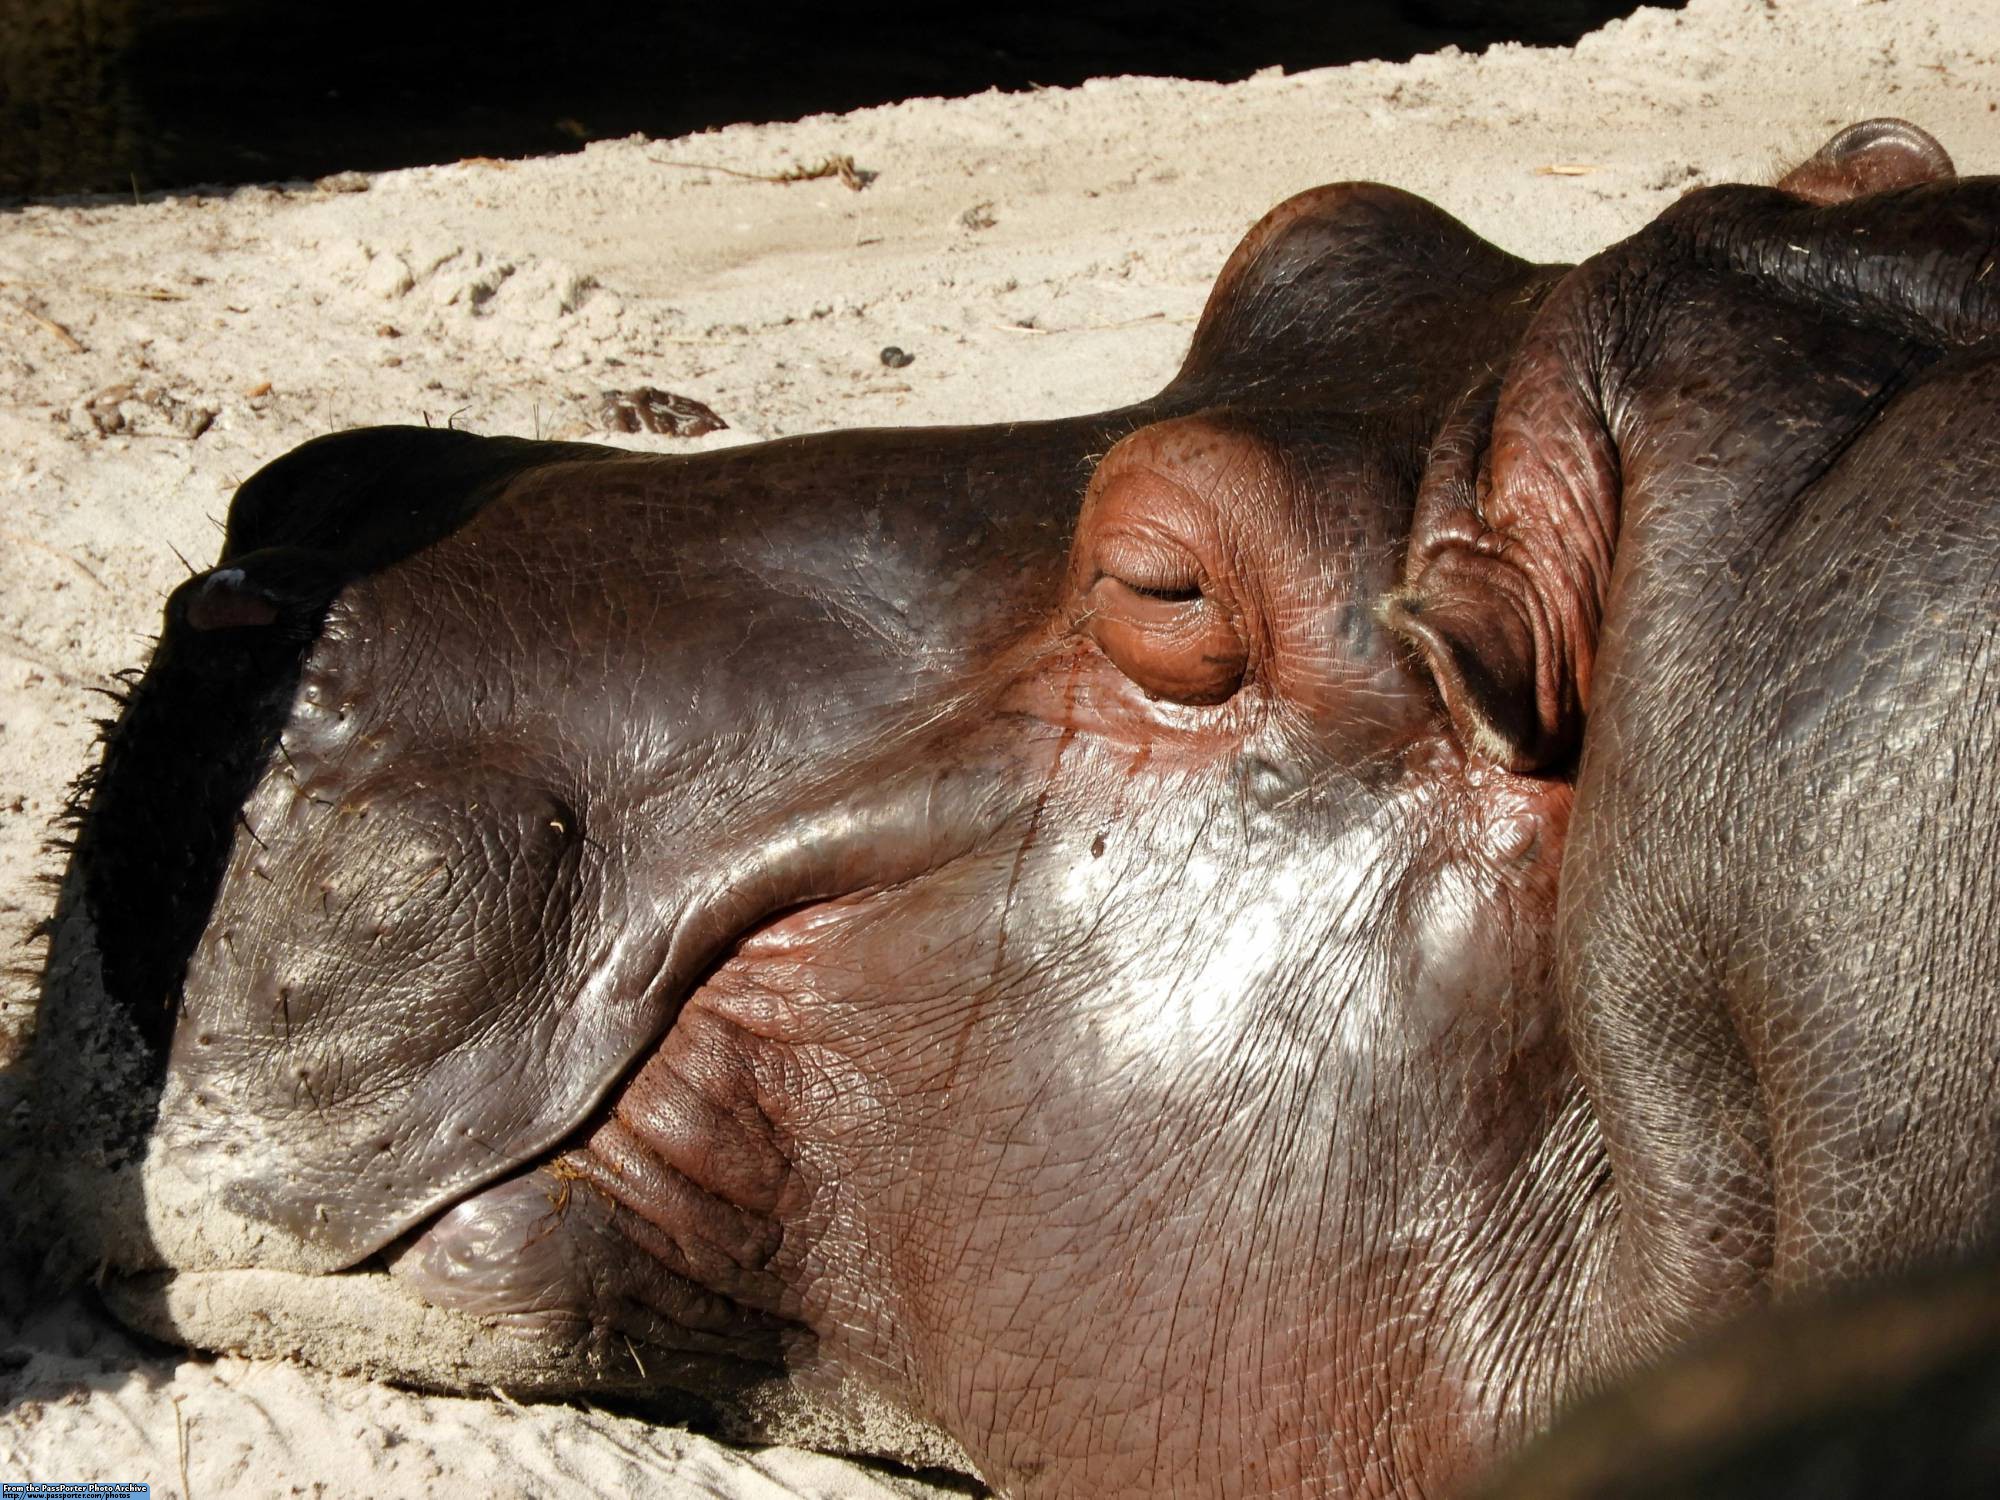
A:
[2, 0, 1996, 1493]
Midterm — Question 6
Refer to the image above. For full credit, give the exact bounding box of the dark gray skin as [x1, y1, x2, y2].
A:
[1475, 1252, 2000, 1499]
[31, 120, 2000, 1497]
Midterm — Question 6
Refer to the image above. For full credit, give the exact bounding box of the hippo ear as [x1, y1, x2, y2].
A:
[1776, 118, 1954, 206]
[1164, 181, 1557, 412]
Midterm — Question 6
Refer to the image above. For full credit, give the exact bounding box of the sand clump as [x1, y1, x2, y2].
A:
[2, 0, 1997, 1493]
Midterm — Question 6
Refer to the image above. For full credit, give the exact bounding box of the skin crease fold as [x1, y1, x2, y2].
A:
[30, 120, 2000, 1498]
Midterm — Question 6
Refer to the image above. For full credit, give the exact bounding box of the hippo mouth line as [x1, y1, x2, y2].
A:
[375, 878, 883, 1273]
[87, 873, 977, 1470]
[90, 885, 879, 1391]
[380, 891, 864, 1285]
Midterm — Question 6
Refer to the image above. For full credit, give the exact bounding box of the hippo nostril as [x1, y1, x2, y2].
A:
[182, 568, 282, 631]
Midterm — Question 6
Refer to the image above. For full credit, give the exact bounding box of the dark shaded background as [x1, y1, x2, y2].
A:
[2, 1, 1674, 198]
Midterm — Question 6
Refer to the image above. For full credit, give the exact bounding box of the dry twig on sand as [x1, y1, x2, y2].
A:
[996, 311, 1194, 336]
[0, 526, 111, 592]
[6, 298, 83, 352]
[0, 276, 185, 301]
[650, 153, 875, 190]
[173, 1394, 193, 1500]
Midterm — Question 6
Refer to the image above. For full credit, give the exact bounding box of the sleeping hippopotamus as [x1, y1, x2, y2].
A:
[29, 118, 2000, 1495]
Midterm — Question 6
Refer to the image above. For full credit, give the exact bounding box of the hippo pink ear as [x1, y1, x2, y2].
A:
[1776, 118, 1954, 205]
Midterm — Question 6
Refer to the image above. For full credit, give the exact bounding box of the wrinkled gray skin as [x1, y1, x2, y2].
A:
[29, 120, 2000, 1496]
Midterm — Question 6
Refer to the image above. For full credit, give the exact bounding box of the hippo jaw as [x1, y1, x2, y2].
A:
[142, 746, 1017, 1278]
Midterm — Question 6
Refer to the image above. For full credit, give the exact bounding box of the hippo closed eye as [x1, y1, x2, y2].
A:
[31, 120, 2000, 1496]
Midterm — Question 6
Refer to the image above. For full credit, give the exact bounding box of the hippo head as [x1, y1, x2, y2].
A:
[35, 122, 1996, 1496]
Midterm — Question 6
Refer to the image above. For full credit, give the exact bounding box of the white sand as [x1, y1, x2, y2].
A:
[3, 0, 1996, 1493]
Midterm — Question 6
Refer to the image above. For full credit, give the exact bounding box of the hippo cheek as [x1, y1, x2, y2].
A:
[400, 833, 1077, 1349]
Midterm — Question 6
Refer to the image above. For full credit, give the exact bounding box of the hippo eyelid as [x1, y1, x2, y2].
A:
[1109, 577, 1204, 605]
[1082, 574, 1249, 706]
